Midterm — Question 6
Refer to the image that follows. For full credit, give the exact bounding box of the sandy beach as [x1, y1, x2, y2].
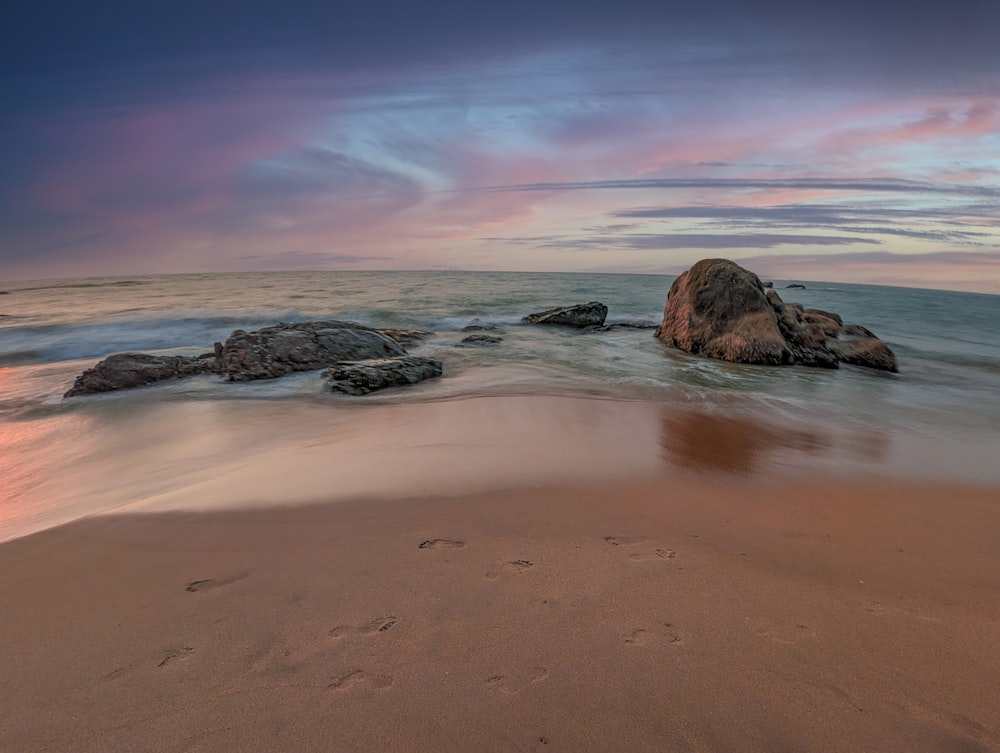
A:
[2, 402, 999, 753]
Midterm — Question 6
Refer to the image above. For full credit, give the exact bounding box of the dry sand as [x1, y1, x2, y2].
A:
[2, 471, 999, 752]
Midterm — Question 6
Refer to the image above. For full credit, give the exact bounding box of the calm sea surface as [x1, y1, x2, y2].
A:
[1, 271, 998, 541]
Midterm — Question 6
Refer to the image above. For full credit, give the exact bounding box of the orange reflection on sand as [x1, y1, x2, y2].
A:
[659, 410, 832, 475]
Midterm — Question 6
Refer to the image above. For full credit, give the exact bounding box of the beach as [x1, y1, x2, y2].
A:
[2, 395, 999, 753]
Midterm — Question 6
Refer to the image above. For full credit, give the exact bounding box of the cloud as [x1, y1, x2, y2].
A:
[470, 177, 1000, 198]
[482, 232, 878, 251]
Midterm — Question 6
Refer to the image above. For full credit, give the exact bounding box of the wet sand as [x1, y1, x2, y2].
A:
[2, 470, 999, 752]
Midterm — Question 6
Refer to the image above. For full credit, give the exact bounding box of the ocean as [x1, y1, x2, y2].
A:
[1, 270, 998, 542]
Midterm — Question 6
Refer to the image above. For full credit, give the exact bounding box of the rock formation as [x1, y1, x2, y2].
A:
[522, 302, 608, 328]
[219, 321, 405, 381]
[325, 356, 444, 395]
[656, 259, 897, 372]
[64, 352, 221, 397]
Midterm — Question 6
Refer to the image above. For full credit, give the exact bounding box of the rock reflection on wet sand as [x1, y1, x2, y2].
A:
[659, 410, 887, 475]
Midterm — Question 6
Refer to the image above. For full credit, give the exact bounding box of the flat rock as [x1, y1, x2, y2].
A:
[220, 321, 405, 381]
[830, 337, 898, 372]
[377, 328, 432, 347]
[522, 302, 608, 328]
[325, 356, 444, 395]
[64, 352, 220, 397]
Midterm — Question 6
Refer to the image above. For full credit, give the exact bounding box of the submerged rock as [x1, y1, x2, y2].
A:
[522, 302, 608, 328]
[377, 328, 432, 347]
[325, 356, 443, 395]
[657, 259, 896, 372]
[64, 352, 220, 397]
[220, 321, 405, 381]
[457, 334, 503, 347]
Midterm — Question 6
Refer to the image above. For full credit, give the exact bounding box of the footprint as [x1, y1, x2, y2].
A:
[625, 628, 648, 645]
[485, 560, 534, 579]
[486, 667, 549, 695]
[158, 646, 195, 667]
[419, 539, 466, 549]
[361, 616, 398, 634]
[185, 572, 248, 592]
[330, 616, 399, 638]
[629, 548, 677, 562]
[625, 623, 683, 646]
[605, 536, 676, 562]
[328, 669, 394, 691]
[329, 669, 367, 690]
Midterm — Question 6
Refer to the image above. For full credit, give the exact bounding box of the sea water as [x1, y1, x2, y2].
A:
[1, 271, 998, 541]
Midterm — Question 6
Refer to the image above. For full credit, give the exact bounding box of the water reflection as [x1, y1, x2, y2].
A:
[658, 409, 888, 475]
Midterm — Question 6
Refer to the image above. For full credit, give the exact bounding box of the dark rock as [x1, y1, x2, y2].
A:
[762, 280, 774, 288]
[457, 334, 503, 347]
[64, 352, 220, 397]
[830, 337, 898, 372]
[656, 258, 790, 365]
[325, 356, 444, 395]
[377, 328, 432, 347]
[600, 320, 659, 331]
[220, 321, 405, 381]
[522, 302, 608, 328]
[657, 258, 897, 372]
[461, 324, 498, 332]
[785, 283, 807, 289]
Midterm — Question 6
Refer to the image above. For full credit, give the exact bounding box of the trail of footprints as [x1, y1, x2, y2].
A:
[605, 536, 677, 562]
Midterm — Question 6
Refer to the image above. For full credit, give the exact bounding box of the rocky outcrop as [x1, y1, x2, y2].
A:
[657, 259, 897, 372]
[219, 321, 405, 381]
[522, 302, 608, 328]
[64, 352, 221, 397]
[325, 356, 443, 395]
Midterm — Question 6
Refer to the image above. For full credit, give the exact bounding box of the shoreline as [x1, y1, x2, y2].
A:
[3, 473, 1000, 752]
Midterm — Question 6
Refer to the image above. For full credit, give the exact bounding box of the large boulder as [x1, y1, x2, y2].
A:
[522, 302, 608, 328]
[220, 321, 405, 381]
[657, 259, 897, 372]
[64, 352, 220, 397]
[656, 259, 790, 365]
[325, 356, 444, 395]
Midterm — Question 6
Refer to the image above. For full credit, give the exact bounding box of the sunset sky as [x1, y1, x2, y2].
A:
[2, 1, 998, 291]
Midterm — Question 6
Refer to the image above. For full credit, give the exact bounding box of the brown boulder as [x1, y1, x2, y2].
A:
[655, 258, 790, 365]
[657, 259, 897, 372]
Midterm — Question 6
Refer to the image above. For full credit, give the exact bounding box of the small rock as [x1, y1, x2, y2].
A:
[377, 328, 432, 347]
[457, 334, 503, 347]
[325, 356, 444, 395]
[522, 302, 608, 328]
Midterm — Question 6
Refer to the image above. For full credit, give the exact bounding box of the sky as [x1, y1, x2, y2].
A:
[1, 1, 998, 292]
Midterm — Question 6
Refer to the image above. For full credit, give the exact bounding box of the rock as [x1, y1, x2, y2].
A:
[785, 283, 807, 289]
[325, 356, 444, 395]
[599, 320, 659, 331]
[461, 324, 498, 332]
[64, 352, 220, 397]
[656, 258, 791, 365]
[220, 321, 405, 381]
[830, 337, 898, 372]
[657, 259, 897, 372]
[377, 328, 432, 347]
[522, 302, 608, 328]
[762, 280, 774, 288]
[457, 334, 503, 347]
